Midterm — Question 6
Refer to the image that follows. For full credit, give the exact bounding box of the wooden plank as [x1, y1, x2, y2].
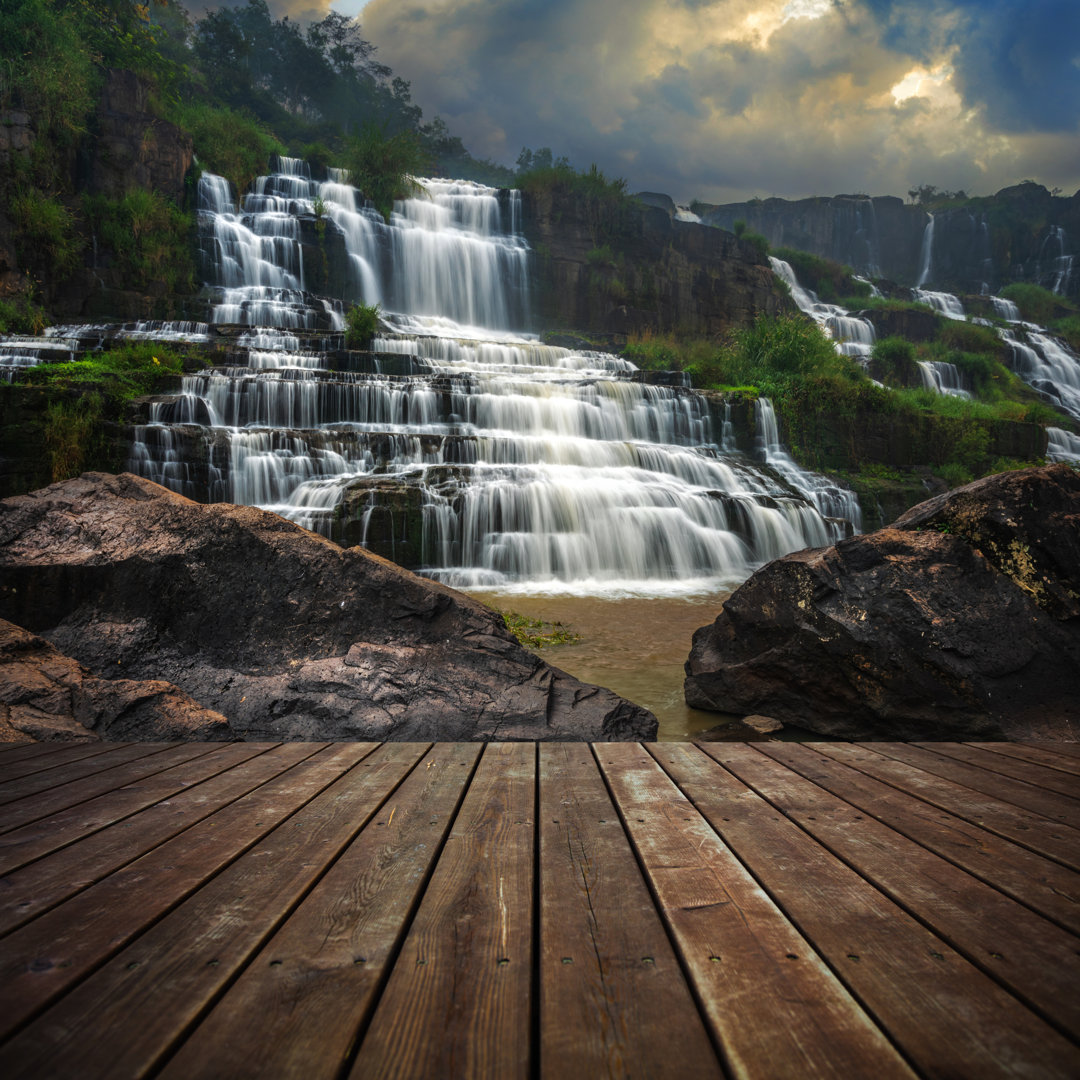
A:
[535, 744, 721, 1080]
[658, 742, 1079, 1078]
[0, 742, 316, 934]
[0, 743, 217, 839]
[158, 743, 482, 1080]
[595, 743, 916, 1080]
[0, 743, 176, 811]
[974, 744, 1080, 777]
[0, 742, 423, 1079]
[759, 742, 1080, 935]
[0, 742, 377, 1040]
[353, 741, 536, 1080]
[921, 742, 1080, 799]
[872, 743, 1080, 831]
[0, 742, 265, 876]
[1035, 741, 1080, 759]
[0, 743, 116, 782]
[817, 743, 1080, 871]
[704, 742, 1080, 1042]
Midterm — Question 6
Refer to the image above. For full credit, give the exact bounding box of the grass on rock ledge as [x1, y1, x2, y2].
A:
[501, 611, 581, 649]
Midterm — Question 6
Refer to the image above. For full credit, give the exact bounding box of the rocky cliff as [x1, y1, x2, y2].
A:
[523, 185, 790, 339]
[0, 472, 657, 741]
[684, 465, 1080, 740]
[697, 186, 1080, 299]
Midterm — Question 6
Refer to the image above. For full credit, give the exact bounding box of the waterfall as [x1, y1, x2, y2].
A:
[915, 213, 934, 287]
[913, 289, 967, 320]
[124, 161, 861, 596]
[917, 360, 972, 398]
[769, 257, 876, 362]
[1041, 226, 1074, 296]
[1000, 328, 1080, 421]
[1047, 427, 1080, 462]
[755, 398, 862, 531]
[990, 296, 1021, 322]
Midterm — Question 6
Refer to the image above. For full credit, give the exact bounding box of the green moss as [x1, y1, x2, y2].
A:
[20, 342, 194, 404]
[501, 611, 581, 649]
[170, 101, 284, 196]
[83, 189, 196, 295]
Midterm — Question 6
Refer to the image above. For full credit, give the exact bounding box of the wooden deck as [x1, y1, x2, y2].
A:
[0, 740, 1077, 1079]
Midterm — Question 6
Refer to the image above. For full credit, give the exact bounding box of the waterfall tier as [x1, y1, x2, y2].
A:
[128, 163, 861, 597]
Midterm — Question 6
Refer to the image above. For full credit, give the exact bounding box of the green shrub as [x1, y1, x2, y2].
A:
[939, 320, 1001, 355]
[344, 302, 381, 348]
[83, 190, 196, 294]
[170, 101, 284, 195]
[10, 191, 81, 278]
[342, 123, 431, 221]
[44, 394, 102, 482]
[999, 282, 1061, 324]
[0, 295, 49, 335]
[742, 231, 769, 258]
[1050, 315, 1080, 352]
[22, 343, 190, 403]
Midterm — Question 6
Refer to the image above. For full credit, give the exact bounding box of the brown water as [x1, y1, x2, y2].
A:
[467, 590, 747, 740]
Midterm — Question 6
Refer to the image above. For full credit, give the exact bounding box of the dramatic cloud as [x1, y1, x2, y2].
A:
[218, 0, 1080, 201]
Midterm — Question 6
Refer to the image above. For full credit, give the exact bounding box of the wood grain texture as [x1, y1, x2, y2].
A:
[0, 741, 414, 1079]
[596, 743, 916, 1080]
[704, 742, 1080, 1045]
[664, 742, 1077, 1079]
[819, 742, 1080, 870]
[0, 742, 376, 1040]
[0, 743, 116, 783]
[0, 742, 181, 814]
[0, 742, 312, 934]
[0, 743, 272, 877]
[354, 741, 536, 1080]
[538, 743, 721, 1079]
[159, 742, 482, 1080]
[871, 742, 1080, 833]
[919, 742, 1080, 799]
[759, 742, 1080, 935]
[972, 743, 1080, 777]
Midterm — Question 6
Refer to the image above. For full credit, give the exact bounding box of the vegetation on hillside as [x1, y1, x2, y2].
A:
[624, 310, 1065, 489]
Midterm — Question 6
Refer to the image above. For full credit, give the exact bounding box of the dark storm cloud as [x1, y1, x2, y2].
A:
[234, 0, 1080, 200]
[863, 0, 1080, 131]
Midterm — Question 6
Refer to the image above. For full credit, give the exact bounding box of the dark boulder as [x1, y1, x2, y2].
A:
[0, 473, 656, 741]
[0, 618, 231, 742]
[684, 465, 1080, 739]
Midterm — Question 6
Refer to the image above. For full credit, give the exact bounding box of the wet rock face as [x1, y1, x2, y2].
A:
[685, 465, 1080, 740]
[0, 473, 657, 742]
[0, 619, 231, 742]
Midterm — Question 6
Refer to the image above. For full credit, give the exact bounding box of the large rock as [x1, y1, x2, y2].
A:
[0, 473, 656, 741]
[684, 465, 1080, 739]
[0, 618, 231, 742]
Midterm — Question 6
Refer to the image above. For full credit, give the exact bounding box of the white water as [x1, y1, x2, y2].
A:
[914, 289, 967, 320]
[1043, 226, 1074, 296]
[755, 398, 863, 530]
[915, 213, 934, 287]
[769, 257, 876, 362]
[1047, 426, 1080, 462]
[917, 360, 971, 398]
[129, 160, 861, 598]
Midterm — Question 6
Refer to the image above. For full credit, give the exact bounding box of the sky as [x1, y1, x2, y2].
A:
[232, 0, 1080, 204]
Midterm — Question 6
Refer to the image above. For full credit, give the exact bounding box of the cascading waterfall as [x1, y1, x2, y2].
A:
[1047, 427, 1080, 462]
[917, 360, 971, 398]
[913, 289, 967, 320]
[769, 257, 876, 362]
[915, 213, 934, 287]
[1041, 226, 1073, 296]
[755, 398, 862, 530]
[127, 159, 861, 596]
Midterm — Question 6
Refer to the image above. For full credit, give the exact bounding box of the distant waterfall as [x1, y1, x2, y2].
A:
[917, 360, 971, 398]
[769, 257, 876, 362]
[915, 213, 934, 287]
[129, 159, 862, 596]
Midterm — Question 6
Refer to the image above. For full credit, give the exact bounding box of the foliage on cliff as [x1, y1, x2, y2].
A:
[625, 313, 1061, 488]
